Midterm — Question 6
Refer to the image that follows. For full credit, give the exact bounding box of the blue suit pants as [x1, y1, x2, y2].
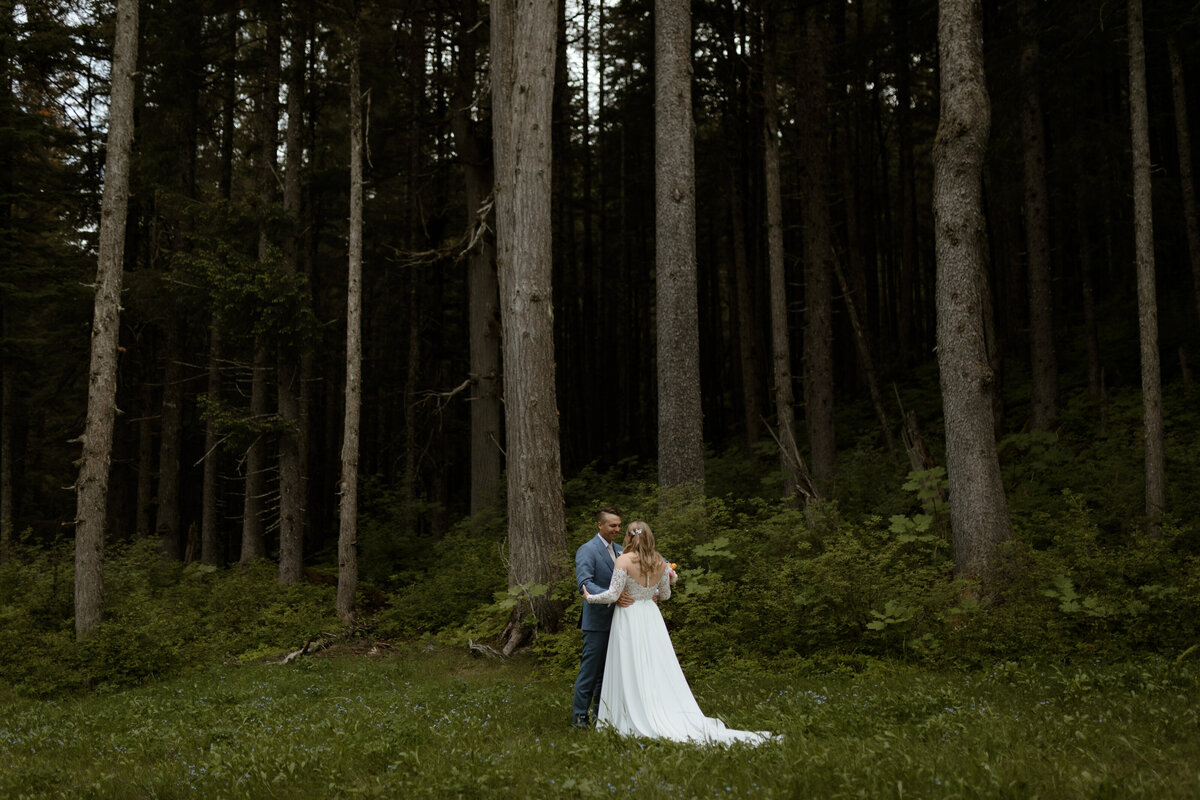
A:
[571, 629, 609, 722]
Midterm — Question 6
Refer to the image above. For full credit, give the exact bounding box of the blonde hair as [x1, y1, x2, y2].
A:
[623, 521, 664, 577]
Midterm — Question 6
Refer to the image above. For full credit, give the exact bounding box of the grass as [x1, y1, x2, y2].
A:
[1, 646, 1198, 799]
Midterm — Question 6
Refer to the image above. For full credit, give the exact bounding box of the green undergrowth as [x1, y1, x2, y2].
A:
[1, 646, 1197, 799]
[528, 483, 1200, 679]
[0, 538, 342, 697]
[4, 382, 1199, 699]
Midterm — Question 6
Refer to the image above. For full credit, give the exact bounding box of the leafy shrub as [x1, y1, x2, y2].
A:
[0, 538, 341, 697]
[373, 517, 508, 638]
[529, 452, 1200, 674]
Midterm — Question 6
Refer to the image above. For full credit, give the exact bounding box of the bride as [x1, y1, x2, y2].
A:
[584, 522, 775, 745]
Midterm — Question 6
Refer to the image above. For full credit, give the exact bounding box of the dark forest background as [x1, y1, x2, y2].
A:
[3, 0, 1200, 650]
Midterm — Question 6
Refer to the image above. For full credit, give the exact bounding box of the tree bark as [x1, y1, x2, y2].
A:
[156, 320, 183, 559]
[204, 15, 237, 567]
[1077, 203, 1102, 401]
[0, 8, 11, 563]
[201, 326, 222, 566]
[135, 380, 154, 539]
[655, 0, 704, 493]
[277, 10, 306, 585]
[75, 0, 138, 640]
[0, 312, 13, 563]
[832, 255, 900, 461]
[729, 162, 764, 455]
[401, 266, 421, 529]
[451, 0, 502, 518]
[1018, 0, 1057, 430]
[239, 342, 269, 563]
[242, 3, 280, 564]
[580, 0, 596, 399]
[762, 20, 803, 501]
[218, 9, 236, 202]
[1168, 35, 1200, 331]
[933, 0, 1012, 579]
[491, 0, 568, 652]
[797, 3, 837, 494]
[337, 17, 363, 624]
[400, 14, 427, 529]
[895, 0, 918, 367]
[1128, 0, 1165, 535]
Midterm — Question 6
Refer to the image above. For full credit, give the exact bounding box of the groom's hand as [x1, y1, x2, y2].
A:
[616, 592, 635, 607]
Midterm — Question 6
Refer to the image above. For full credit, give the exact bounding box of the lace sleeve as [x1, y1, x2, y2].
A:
[585, 568, 628, 604]
[656, 567, 671, 601]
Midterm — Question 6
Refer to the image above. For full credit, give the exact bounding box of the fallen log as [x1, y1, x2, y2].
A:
[468, 639, 506, 659]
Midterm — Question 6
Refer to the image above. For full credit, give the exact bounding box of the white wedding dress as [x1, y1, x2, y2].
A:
[586, 566, 774, 745]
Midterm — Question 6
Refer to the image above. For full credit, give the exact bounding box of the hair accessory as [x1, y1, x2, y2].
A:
[631, 528, 642, 536]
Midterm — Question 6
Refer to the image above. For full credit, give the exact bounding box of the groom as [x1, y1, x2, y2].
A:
[572, 506, 632, 728]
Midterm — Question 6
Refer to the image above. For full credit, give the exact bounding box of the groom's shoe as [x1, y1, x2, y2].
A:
[572, 714, 591, 730]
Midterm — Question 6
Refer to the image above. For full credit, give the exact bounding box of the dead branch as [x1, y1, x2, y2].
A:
[458, 195, 494, 260]
[893, 385, 938, 475]
[830, 245, 901, 465]
[275, 625, 372, 664]
[279, 635, 316, 664]
[468, 639, 506, 659]
[418, 378, 473, 411]
[759, 415, 821, 504]
[192, 433, 233, 468]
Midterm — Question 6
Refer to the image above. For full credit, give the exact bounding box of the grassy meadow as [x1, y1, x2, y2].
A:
[5, 380, 1200, 798]
[2, 645, 1198, 799]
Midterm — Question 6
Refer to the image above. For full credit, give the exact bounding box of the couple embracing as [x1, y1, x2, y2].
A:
[571, 507, 774, 745]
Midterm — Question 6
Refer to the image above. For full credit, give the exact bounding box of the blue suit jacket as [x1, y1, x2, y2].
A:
[576, 535, 622, 632]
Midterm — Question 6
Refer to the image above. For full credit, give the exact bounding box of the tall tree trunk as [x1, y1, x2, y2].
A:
[465, 183, 501, 518]
[895, 0, 918, 367]
[218, 10, 236, 202]
[1128, 0, 1164, 535]
[833, 256, 900, 461]
[204, 15, 237, 566]
[451, 0, 502, 518]
[981, 232, 1005, 435]
[402, 265, 420, 528]
[0, 313, 12, 563]
[0, 2, 11, 564]
[135, 381, 154, 539]
[491, 0, 568, 653]
[1077, 203, 1102, 401]
[1018, 0, 1057, 430]
[401, 14, 427, 528]
[337, 17, 363, 624]
[75, 0, 138, 640]
[550, 0, 574, 466]
[277, 11, 306, 585]
[156, 320, 183, 559]
[797, 3, 837, 493]
[834, 0, 874, 387]
[243, 3, 280, 563]
[933, 0, 1012, 580]
[729, 163, 764, 454]
[762, 19, 803, 501]
[655, 0, 704, 493]
[713, 0, 760, 459]
[580, 0, 595, 379]
[201, 326, 222, 565]
[1168, 35, 1200, 330]
[239, 342, 269, 563]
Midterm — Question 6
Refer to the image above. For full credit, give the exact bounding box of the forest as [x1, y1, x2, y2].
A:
[3, 0, 1200, 689]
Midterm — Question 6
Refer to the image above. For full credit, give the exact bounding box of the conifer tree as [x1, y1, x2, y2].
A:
[75, 0, 139, 639]
[933, 0, 1013, 579]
